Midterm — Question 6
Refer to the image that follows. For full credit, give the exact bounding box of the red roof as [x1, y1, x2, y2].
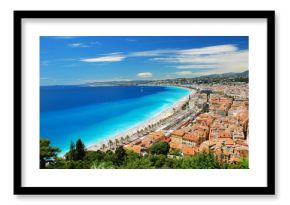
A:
[182, 146, 198, 156]
[163, 137, 171, 143]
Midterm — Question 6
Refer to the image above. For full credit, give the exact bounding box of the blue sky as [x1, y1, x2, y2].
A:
[40, 36, 248, 85]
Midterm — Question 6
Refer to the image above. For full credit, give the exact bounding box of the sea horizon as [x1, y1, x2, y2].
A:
[40, 85, 190, 155]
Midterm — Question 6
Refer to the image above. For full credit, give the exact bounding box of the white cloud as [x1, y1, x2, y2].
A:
[130, 45, 238, 58]
[175, 64, 216, 69]
[137, 72, 153, 78]
[68, 41, 102, 48]
[130, 49, 174, 57]
[79, 44, 248, 74]
[68, 43, 89, 48]
[68, 43, 81, 47]
[177, 44, 237, 55]
[175, 71, 194, 76]
[108, 52, 123, 55]
[152, 45, 248, 73]
[80, 54, 126, 62]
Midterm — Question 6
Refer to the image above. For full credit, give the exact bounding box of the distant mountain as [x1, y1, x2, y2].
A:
[238, 70, 249, 77]
[201, 70, 248, 78]
[81, 70, 249, 86]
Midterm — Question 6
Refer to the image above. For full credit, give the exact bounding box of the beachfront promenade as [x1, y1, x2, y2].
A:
[88, 89, 198, 151]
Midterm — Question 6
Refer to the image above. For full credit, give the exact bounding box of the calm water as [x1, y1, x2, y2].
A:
[40, 86, 189, 154]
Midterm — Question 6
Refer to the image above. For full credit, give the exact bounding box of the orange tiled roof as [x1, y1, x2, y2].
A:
[169, 142, 183, 150]
[132, 145, 141, 154]
[124, 143, 142, 154]
[182, 146, 198, 156]
[171, 129, 185, 137]
[183, 133, 199, 142]
[218, 130, 232, 139]
[141, 138, 152, 148]
[124, 143, 133, 150]
[237, 111, 249, 122]
[199, 113, 212, 118]
[182, 127, 193, 133]
[230, 157, 240, 163]
[163, 137, 171, 143]
[149, 131, 165, 141]
[196, 129, 207, 137]
[222, 138, 234, 145]
[235, 139, 247, 146]
[192, 124, 209, 131]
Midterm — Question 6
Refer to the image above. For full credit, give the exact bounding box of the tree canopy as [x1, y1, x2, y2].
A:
[66, 138, 86, 161]
[75, 139, 86, 160]
[40, 138, 61, 168]
[43, 139, 249, 170]
[150, 141, 170, 155]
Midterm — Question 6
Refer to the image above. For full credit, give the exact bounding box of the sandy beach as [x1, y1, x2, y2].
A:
[88, 87, 195, 151]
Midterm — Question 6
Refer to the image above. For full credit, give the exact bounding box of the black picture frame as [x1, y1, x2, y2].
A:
[14, 10, 275, 195]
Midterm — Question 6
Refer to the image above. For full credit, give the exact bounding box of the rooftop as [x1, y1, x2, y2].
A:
[171, 129, 185, 137]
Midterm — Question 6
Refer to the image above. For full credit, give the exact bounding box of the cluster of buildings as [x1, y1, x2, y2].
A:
[123, 83, 249, 164]
[224, 84, 248, 101]
[197, 83, 248, 101]
[189, 93, 207, 110]
[209, 94, 233, 116]
[124, 131, 166, 155]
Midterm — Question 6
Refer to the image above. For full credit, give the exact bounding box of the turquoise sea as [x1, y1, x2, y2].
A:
[40, 86, 189, 155]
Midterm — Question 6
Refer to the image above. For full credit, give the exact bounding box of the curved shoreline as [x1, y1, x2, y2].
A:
[88, 86, 194, 151]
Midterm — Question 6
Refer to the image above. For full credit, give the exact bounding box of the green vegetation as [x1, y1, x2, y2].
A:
[222, 158, 249, 169]
[150, 141, 170, 155]
[201, 103, 209, 113]
[181, 101, 190, 110]
[65, 139, 86, 161]
[76, 139, 86, 160]
[41, 139, 248, 169]
[169, 149, 182, 156]
[40, 138, 61, 168]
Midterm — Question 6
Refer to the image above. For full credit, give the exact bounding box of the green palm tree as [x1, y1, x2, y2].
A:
[125, 135, 130, 143]
[148, 125, 152, 131]
[108, 140, 113, 149]
[120, 137, 125, 144]
[115, 139, 119, 147]
[101, 144, 106, 150]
